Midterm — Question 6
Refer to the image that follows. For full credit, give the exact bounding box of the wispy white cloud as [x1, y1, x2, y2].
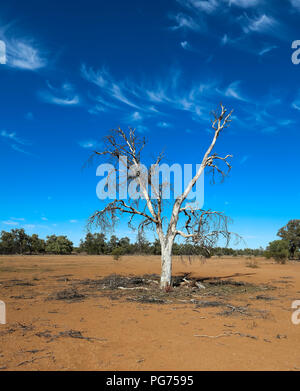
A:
[2, 220, 19, 226]
[93, 95, 120, 111]
[128, 111, 143, 122]
[42, 95, 80, 106]
[241, 14, 279, 35]
[219, 34, 244, 49]
[135, 124, 148, 133]
[157, 121, 172, 128]
[88, 105, 107, 115]
[172, 0, 285, 58]
[78, 140, 101, 149]
[69, 220, 78, 223]
[0, 40, 5, 64]
[82, 63, 262, 125]
[278, 119, 294, 126]
[292, 102, 300, 111]
[81, 64, 108, 88]
[0, 130, 32, 155]
[178, 0, 261, 13]
[180, 40, 191, 50]
[11, 144, 33, 155]
[81, 61, 295, 138]
[38, 82, 80, 106]
[228, 0, 259, 8]
[82, 64, 218, 119]
[290, 0, 300, 11]
[261, 126, 277, 133]
[6, 40, 47, 70]
[178, 0, 219, 14]
[145, 89, 167, 104]
[0, 23, 47, 71]
[169, 13, 204, 31]
[179, 40, 202, 53]
[112, 85, 141, 109]
[240, 92, 285, 132]
[0, 130, 28, 145]
[223, 81, 248, 102]
[24, 224, 36, 229]
[221, 34, 229, 46]
[292, 91, 300, 111]
[81, 64, 141, 110]
[259, 45, 278, 56]
[240, 155, 249, 164]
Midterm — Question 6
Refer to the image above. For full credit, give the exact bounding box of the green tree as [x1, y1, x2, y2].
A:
[277, 220, 300, 259]
[28, 234, 45, 254]
[152, 239, 161, 255]
[0, 230, 17, 254]
[266, 240, 289, 264]
[111, 246, 126, 260]
[79, 233, 107, 254]
[45, 235, 73, 254]
[11, 229, 30, 254]
[107, 235, 119, 253]
[118, 237, 131, 253]
[136, 231, 150, 254]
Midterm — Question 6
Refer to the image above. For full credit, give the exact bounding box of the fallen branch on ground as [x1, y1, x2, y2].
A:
[17, 355, 50, 367]
[194, 331, 258, 340]
[194, 333, 229, 339]
[118, 286, 149, 290]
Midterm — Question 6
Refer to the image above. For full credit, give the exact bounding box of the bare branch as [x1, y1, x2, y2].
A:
[206, 153, 233, 183]
[167, 103, 233, 237]
[88, 199, 157, 235]
[91, 128, 162, 224]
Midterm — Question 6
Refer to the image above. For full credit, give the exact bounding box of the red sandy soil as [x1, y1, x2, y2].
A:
[0, 255, 300, 371]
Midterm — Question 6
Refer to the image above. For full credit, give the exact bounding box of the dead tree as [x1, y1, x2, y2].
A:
[89, 104, 235, 289]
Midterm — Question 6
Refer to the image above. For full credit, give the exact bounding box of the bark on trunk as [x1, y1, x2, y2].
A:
[160, 239, 173, 289]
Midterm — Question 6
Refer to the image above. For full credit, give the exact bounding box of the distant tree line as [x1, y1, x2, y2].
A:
[0, 228, 265, 257]
[77, 233, 266, 258]
[1, 219, 299, 261]
[0, 229, 73, 255]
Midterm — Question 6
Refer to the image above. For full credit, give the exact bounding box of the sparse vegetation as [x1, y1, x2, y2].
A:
[111, 247, 126, 260]
[246, 259, 259, 268]
[0, 254, 297, 370]
[266, 240, 289, 264]
[0, 228, 268, 257]
[74, 272, 274, 305]
[1, 220, 299, 263]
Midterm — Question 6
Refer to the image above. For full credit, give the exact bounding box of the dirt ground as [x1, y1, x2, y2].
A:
[0, 254, 299, 371]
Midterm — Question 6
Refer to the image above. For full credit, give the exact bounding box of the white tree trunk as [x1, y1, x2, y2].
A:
[160, 238, 174, 289]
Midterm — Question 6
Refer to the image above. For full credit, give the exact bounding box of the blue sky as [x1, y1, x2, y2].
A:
[0, 0, 299, 248]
